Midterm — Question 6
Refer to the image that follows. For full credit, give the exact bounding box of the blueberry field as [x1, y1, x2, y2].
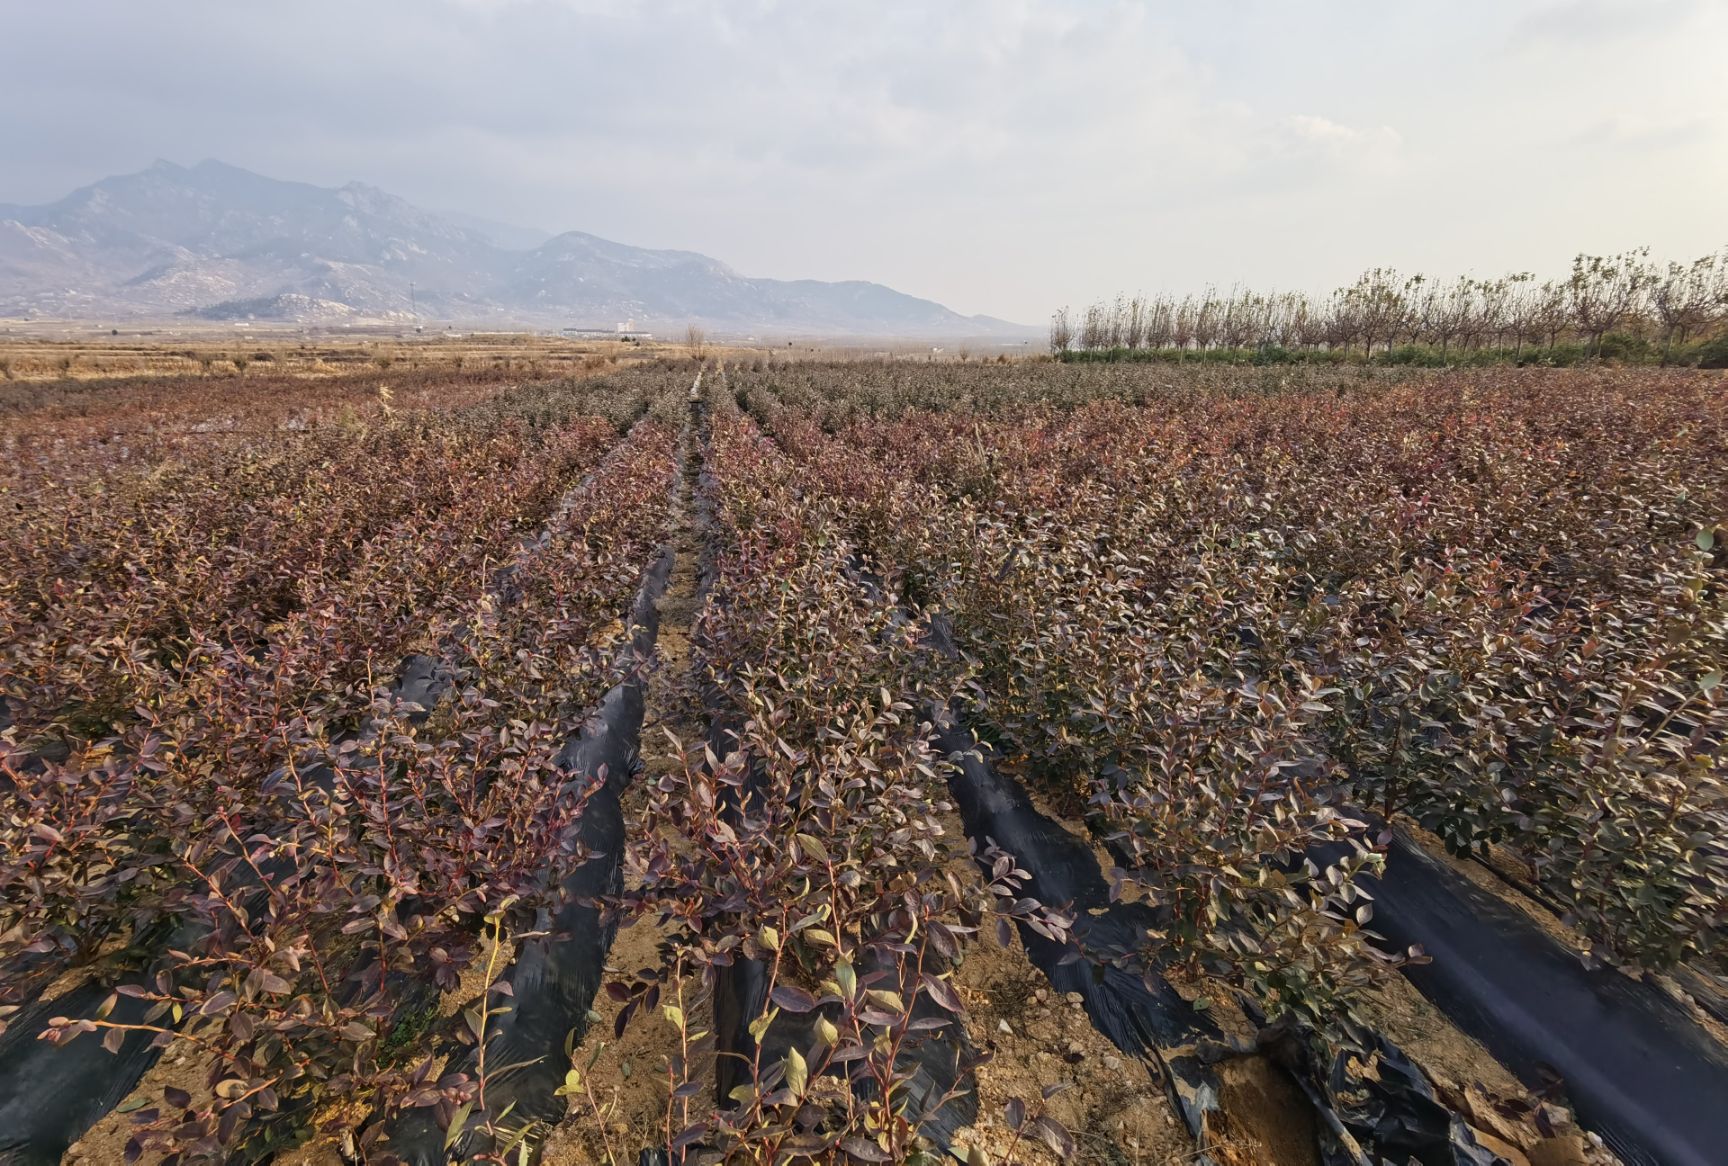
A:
[3, 358, 1725, 1166]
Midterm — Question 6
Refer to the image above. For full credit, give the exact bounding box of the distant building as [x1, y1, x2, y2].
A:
[562, 322, 654, 341]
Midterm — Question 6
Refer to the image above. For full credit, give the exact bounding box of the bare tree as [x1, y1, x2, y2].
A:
[1193, 288, 1223, 349]
[1080, 303, 1111, 351]
[1476, 275, 1524, 351]
[1649, 254, 1719, 361]
[1285, 292, 1322, 349]
[1146, 297, 1175, 349]
[1568, 250, 1650, 355]
[1527, 280, 1571, 351]
[1417, 277, 1476, 356]
[1453, 279, 1492, 352]
[1342, 268, 1407, 358]
[1123, 295, 1148, 350]
[1501, 273, 1542, 359]
[1708, 246, 1728, 339]
[686, 324, 709, 359]
[1396, 275, 1428, 346]
[1105, 295, 1128, 349]
[1049, 307, 1074, 355]
[1323, 288, 1361, 353]
[1218, 288, 1266, 350]
[1171, 296, 1198, 350]
[1061, 241, 1723, 363]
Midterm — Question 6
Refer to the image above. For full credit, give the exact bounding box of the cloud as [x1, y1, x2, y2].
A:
[1281, 115, 1403, 165]
[0, 0, 1723, 321]
[1571, 115, 1716, 151]
[1509, 0, 1704, 47]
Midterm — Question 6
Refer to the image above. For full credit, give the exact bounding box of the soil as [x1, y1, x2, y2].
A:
[1356, 976, 1613, 1166]
[544, 403, 1203, 1165]
[973, 795, 1626, 1166]
[0, 333, 680, 384]
[539, 908, 701, 1165]
[947, 918, 1196, 1166]
[1116, 969, 1313, 1166]
[1209, 1057, 1318, 1166]
[64, 1043, 205, 1165]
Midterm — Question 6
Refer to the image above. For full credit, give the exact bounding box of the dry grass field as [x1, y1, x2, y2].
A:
[0, 326, 680, 383]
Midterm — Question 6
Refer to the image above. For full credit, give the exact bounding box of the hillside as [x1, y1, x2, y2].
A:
[0, 160, 1032, 338]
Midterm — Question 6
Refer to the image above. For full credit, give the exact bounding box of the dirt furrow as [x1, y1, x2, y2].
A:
[545, 372, 714, 1165]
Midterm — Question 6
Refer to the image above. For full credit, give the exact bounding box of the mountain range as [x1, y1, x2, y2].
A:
[0, 160, 1031, 338]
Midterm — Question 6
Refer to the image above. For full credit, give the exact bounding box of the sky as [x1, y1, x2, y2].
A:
[2, 0, 1724, 324]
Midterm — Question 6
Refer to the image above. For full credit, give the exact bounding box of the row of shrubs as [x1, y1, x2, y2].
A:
[1059, 331, 1728, 368]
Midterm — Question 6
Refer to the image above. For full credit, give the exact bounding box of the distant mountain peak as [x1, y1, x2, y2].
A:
[0, 161, 1034, 338]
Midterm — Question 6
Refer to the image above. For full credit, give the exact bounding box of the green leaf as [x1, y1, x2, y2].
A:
[865, 988, 905, 1013]
[444, 1099, 473, 1150]
[748, 1008, 778, 1042]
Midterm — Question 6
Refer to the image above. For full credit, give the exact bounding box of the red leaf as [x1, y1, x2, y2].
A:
[672, 1122, 711, 1151]
[920, 973, 963, 1014]
[1031, 1116, 1076, 1157]
[840, 1137, 893, 1162]
[770, 984, 817, 1014]
[199, 991, 237, 1016]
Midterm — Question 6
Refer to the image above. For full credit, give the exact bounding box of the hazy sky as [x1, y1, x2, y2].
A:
[3, 0, 1723, 323]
